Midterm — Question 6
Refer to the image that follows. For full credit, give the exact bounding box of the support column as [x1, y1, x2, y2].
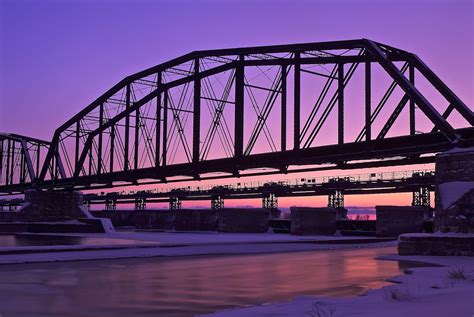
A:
[234, 55, 244, 158]
[281, 65, 287, 151]
[412, 187, 430, 207]
[211, 194, 224, 210]
[135, 197, 146, 210]
[328, 190, 344, 208]
[124, 84, 131, 171]
[193, 58, 201, 164]
[294, 53, 301, 150]
[409, 65, 416, 135]
[170, 196, 181, 210]
[105, 198, 117, 211]
[262, 192, 278, 209]
[338, 63, 344, 145]
[365, 62, 371, 141]
[155, 72, 162, 167]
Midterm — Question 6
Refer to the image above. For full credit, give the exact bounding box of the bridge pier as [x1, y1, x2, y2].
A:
[262, 193, 278, 209]
[412, 187, 430, 207]
[170, 196, 181, 210]
[105, 198, 116, 211]
[135, 197, 146, 210]
[211, 195, 224, 210]
[328, 190, 344, 208]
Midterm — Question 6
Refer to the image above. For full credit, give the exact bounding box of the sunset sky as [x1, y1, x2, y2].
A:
[1, 0, 472, 208]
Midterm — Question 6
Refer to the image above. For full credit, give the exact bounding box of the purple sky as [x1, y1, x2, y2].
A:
[1, 0, 472, 140]
[0, 0, 473, 207]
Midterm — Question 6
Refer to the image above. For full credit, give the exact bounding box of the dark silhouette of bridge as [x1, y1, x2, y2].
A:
[0, 169, 434, 211]
[1, 39, 473, 194]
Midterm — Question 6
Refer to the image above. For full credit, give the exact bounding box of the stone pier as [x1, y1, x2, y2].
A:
[398, 146, 474, 256]
[218, 208, 270, 233]
[175, 209, 217, 231]
[375, 206, 426, 237]
[19, 190, 92, 222]
[434, 147, 474, 233]
[290, 207, 337, 236]
[15, 190, 113, 233]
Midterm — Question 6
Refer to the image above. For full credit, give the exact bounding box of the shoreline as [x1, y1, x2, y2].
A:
[201, 253, 474, 317]
[0, 232, 395, 265]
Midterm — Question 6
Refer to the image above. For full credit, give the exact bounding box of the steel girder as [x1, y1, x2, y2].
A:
[1, 39, 473, 193]
[0, 133, 52, 190]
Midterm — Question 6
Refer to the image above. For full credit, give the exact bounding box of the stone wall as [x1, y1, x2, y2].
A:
[0, 211, 19, 222]
[19, 190, 91, 222]
[376, 206, 426, 237]
[290, 207, 336, 236]
[398, 234, 474, 256]
[218, 208, 269, 233]
[175, 209, 217, 231]
[435, 147, 474, 233]
[92, 210, 174, 229]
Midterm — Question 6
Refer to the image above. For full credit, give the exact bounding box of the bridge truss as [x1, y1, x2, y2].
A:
[1, 39, 473, 193]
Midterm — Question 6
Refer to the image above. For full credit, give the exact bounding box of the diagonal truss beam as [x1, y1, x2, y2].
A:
[363, 40, 458, 143]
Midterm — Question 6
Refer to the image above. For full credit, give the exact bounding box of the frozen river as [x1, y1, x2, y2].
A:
[0, 246, 417, 317]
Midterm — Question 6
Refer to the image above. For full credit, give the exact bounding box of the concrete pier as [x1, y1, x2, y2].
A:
[376, 205, 425, 237]
[19, 190, 92, 222]
[175, 209, 217, 231]
[218, 208, 270, 233]
[290, 207, 337, 236]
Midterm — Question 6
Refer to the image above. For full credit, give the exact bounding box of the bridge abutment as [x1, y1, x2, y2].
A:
[434, 147, 474, 233]
[20, 190, 92, 222]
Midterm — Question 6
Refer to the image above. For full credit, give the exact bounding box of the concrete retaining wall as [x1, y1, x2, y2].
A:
[290, 207, 336, 236]
[218, 208, 269, 233]
[376, 206, 425, 237]
[175, 209, 217, 231]
[398, 234, 474, 256]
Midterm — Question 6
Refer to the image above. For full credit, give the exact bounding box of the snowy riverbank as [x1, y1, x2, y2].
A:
[201, 254, 474, 317]
[0, 232, 395, 264]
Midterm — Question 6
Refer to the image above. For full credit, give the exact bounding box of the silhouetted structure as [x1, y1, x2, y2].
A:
[1, 39, 473, 193]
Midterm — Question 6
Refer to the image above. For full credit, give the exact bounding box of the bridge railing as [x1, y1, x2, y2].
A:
[93, 168, 435, 198]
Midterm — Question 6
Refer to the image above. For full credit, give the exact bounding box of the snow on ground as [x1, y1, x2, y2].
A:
[200, 253, 474, 317]
[36, 231, 378, 245]
[0, 231, 396, 264]
[0, 240, 398, 265]
[438, 181, 474, 209]
[437, 146, 474, 156]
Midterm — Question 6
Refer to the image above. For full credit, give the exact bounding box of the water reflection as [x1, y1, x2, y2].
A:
[0, 246, 408, 317]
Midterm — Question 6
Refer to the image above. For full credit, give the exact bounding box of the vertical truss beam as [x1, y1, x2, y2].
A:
[338, 63, 344, 145]
[163, 90, 168, 166]
[365, 62, 371, 141]
[155, 72, 162, 167]
[294, 52, 301, 150]
[281, 65, 287, 151]
[235, 55, 244, 158]
[124, 84, 131, 171]
[193, 59, 201, 164]
[409, 65, 416, 135]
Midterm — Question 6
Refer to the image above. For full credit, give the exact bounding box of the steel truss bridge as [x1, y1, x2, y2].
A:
[0, 39, 473, 194]
[0, 169, 434, 211]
